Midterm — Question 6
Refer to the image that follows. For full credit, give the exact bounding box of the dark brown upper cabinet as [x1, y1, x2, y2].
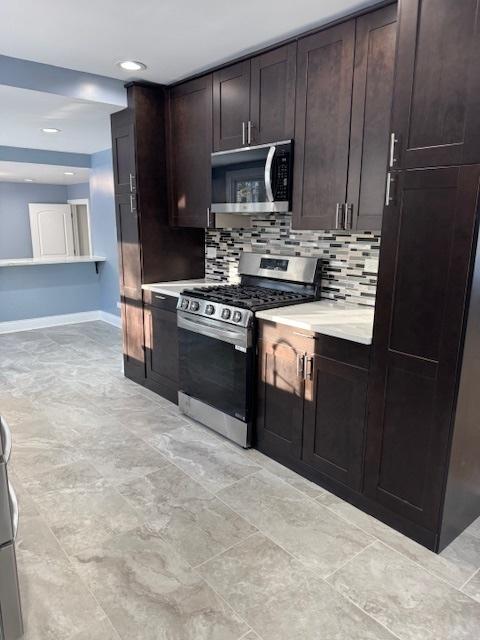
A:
[390, 0, 480, 169]
[213, 61, 251, 151]
[293, 7, 397, 232]
[112, 121, 136, 197]
[213, 45, 297, 151]
[292, 20, 355, 231]
[169, 75, 213, 228]
[347, 4, 397, 231]
[365, 165, 480, 531]
[250, 44, 296, 145]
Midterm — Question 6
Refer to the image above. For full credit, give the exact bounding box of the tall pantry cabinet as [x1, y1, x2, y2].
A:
[366, 0, 480, 550]
[111, 83, 205, 384]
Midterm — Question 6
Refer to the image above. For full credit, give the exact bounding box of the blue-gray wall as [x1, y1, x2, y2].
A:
[0, 152, 120, 322]
[89, 149, 120, 317]
[0, 182, 69, 259]
[67, 182, 90, 201]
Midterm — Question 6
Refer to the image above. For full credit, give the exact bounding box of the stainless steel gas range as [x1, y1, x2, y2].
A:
[177, 253, 321, 447]
[0, 416, 23, 640]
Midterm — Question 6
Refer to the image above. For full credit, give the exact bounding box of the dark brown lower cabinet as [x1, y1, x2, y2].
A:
[143, 292, 179, 404]
[255, 322, 369, 491]
[303, 355, 368, 491]
[255, 327, 308, 464]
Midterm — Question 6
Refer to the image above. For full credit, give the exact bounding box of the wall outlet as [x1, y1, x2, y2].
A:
[206, 247, 217, 259]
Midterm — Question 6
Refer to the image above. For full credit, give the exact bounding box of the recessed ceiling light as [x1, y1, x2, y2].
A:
[24, 178, 34, 182]
[64, 171, 75, 176]
[41, 127, 61, 133]
[117, 60, 147, 71]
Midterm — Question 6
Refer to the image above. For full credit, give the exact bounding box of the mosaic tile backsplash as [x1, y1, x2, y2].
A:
[205, 214, 381, 307]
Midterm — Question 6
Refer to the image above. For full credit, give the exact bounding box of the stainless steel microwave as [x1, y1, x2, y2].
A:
[211, 140, 293, 215]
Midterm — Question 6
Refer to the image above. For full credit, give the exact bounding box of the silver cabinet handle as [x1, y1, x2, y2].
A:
[130, 193, 137, 214]
[154, 295, 167, 301]
[8, 482, 19, 540]
[129, 173, 136, 192]
[305, 356, 314, 381]
[385, 172, 395, 206]
[335, 203, 344, 230]
[247, 120, 253, 145]
[241, 121, 246, 145]
[0, 417, 12, 463]
[389, 132, 398, 168]
[297, 353, 305, 378]
[207, 206, 212, 227]
[345, 203, 354, 230]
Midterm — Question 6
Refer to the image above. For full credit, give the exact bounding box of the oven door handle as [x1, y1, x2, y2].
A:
[178, 313, 250, 349]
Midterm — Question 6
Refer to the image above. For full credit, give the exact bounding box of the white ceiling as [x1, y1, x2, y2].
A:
[0, 161, 90, 184]
[0, 85, 117, 154]
[0, 0, 379, 84]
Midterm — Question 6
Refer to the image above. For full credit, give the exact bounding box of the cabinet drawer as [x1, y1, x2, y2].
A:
[258, 320, 314, 353]
[143, 290, 178, 312]
[314, 334, 370, 370]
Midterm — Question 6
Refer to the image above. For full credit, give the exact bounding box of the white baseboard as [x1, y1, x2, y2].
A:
[98, 311, 122, 328]
[0, 310, 122, 334]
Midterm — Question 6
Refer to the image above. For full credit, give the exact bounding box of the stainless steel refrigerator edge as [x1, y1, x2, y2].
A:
[0, 417, 23, 640]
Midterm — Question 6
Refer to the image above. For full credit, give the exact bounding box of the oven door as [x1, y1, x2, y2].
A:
[177, 312, 254, 423]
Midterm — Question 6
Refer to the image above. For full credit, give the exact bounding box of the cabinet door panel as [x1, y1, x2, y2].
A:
[347, 5, 397, 231]
[293, 20, 355, 230]
[391, 0, 480, 168]
[145, 306, 179, 403]
[256, 339, 305, 462]
[250, 44, 296, 145]
[169, 76, 212, 227]
[120, 286, 145, 382]
[112, 122, 136, 196]
[366, 165, 480, 529]
[303, 356, 367, 490]
[213, 61, 250, 151]
[115, 194, 141, 291]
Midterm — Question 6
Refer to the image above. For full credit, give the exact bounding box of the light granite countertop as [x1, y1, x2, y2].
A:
[142, 279, 219, 298]
[256, 300, 375, 345]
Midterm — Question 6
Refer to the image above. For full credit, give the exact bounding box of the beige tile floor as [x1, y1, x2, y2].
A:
[1, 321, 480, 640]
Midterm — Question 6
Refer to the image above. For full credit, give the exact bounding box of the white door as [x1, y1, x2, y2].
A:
[28, 204, 75, 259]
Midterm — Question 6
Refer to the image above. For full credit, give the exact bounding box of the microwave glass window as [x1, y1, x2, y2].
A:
[226, 168, 266, 204]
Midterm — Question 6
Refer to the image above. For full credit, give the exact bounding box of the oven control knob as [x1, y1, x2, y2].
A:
[190, 301, 200, 311]
[180, 298, 189, 310]
[221, 308, 231, 320]
[205, 304, 215, 315]
[233, 311, 242, 323]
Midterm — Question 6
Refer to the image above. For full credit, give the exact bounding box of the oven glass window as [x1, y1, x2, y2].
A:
[178, 328, 253, 421]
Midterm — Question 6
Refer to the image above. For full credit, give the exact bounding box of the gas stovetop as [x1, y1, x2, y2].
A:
[178, 284, 316, 328]
[177, 253, 321, 328]
[181, 284, 314, 311]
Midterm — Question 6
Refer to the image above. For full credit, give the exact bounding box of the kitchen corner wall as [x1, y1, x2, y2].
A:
[89, 149, 120, 318]
[205, 214, 380, 307]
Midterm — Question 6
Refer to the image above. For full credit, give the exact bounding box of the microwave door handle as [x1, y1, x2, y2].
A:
[264, 146, 276, 203]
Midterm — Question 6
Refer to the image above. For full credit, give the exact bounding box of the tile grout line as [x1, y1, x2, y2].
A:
[313, 498, 478, 594]
[459, 566, 480, 592]
[18, 505, 119, 640]
[322, 540, 378, 581]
